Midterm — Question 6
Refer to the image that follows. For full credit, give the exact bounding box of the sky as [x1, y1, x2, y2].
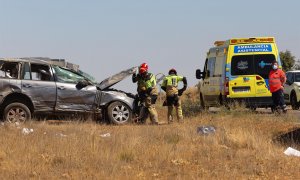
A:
[1, 0, 299, 92]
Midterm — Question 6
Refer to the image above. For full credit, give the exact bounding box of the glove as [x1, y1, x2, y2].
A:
[162, 100, 167, 106]
[178, 89, 184, 96]
[132, 73, 137, 83]
[146, 87, 153, 95]
[138, 91, 146, 100]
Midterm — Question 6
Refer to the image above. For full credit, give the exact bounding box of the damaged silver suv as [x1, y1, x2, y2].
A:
[0, 58, 137, 124]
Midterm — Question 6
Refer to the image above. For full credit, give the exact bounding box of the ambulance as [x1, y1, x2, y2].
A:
[196, 37, 282, 109]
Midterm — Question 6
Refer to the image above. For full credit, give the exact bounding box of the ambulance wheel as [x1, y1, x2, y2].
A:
[200, 93, 208, 111]
[249, 106, 257, 111]
[271, 106, 275, 113]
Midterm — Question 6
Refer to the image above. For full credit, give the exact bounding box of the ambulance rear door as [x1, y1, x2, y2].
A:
[229, 55, 257, 98]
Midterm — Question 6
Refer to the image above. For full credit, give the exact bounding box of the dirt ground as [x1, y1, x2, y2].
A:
[0, 108, 299, 179]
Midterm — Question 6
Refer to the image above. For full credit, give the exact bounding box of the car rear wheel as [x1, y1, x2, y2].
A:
[107, 101, 132, 125]
[4, 103, 31, 123]
[290, 92, 299, 110]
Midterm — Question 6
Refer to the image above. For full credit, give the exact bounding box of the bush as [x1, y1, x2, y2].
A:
[181, 87, 202, 117]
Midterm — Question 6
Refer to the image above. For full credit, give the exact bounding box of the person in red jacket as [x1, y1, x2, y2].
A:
[268, 61, 287, 113]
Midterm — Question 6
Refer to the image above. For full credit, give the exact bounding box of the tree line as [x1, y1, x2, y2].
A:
[280, 50, 300, 71]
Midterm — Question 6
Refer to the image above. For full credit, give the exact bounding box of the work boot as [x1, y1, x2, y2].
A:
[168, 115, 173, 124]
[178, 116, 184, 123]
[282, 107, 287, 114]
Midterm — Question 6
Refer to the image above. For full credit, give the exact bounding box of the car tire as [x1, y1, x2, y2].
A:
[290, 92, 299, 110]
[200, 93, 208, 111]
[249, 106, 257, 111]
[107, 101, 132, 125]
[4, 103, 31, 123]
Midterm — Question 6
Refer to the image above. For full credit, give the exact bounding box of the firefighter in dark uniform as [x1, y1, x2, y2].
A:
[132, 63, 159, 124]
[161, 68, 187, 123]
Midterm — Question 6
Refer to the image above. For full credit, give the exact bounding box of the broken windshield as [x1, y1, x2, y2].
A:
[78, 70, 98, 84]
[53, 65, 86, 84]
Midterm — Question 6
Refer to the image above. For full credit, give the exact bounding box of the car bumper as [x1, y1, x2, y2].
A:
[225, 97, 273, 107]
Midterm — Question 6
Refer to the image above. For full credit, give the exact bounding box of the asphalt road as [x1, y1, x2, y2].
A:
[209, 106, 300, 119]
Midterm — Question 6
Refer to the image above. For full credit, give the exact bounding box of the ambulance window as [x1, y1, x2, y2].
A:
[231, 55, 254, 75]
[207, 57, 216, 78]
[215, 56, 223, 77]
[255, 54, 275, 79]
[203, 58, 207, 71]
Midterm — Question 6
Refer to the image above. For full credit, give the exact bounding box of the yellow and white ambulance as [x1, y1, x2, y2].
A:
[196, 37, 282, 109]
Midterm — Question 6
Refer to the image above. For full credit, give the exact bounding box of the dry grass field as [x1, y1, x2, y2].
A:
[0, 90, 300, 179]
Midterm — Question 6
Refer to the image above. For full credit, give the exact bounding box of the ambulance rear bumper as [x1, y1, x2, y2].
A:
[225, 96, 273, 107]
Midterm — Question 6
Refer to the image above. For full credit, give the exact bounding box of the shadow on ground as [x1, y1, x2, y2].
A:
[274, 128, 300, 147]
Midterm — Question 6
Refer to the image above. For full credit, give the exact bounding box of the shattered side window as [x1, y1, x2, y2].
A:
[53, 66, 85, 83]
[0, 61, 19, 79]
[29, 64, 53, 81]
[22, 62, 31, 80]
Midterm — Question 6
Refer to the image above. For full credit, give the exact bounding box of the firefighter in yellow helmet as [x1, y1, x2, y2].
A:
[132, 63, 159, 124]
[161, 68, 187, 123]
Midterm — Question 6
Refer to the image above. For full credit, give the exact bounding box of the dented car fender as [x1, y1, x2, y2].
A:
[99, 90, 135, 110]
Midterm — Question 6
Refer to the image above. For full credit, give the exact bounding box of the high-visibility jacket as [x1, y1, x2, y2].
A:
[269, 69, 286, 93]
[133, 73, 158, 95]
[161, 75, 185, 96]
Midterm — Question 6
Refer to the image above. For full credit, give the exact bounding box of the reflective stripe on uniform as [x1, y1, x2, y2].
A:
[269, 69, 286, 93]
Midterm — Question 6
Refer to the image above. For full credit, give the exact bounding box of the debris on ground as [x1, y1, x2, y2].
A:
[284, 147, 300, 157]
[275, 127, 300, 145]
[171, 159, 190, 166]
[100, 133, 111, 137]
[14, 122, 22, 129]
[22, 128, 34, 135]
[56, 133, 67, 137]
[197, 125, 216, 135]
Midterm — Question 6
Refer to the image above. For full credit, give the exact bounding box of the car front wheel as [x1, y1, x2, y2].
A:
[4, 103, 31, 123]
[107, 101, 132, 125]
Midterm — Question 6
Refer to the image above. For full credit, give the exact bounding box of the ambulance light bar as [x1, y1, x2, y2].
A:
[230, 37, 274, 45]
[214, 41, 225, 46]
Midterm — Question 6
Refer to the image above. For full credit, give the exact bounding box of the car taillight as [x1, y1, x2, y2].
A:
[256, 76, 263, 80]
[224, 77, 229, 95]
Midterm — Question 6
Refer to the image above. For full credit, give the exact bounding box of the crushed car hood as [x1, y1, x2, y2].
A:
[98, 66, 138, 90]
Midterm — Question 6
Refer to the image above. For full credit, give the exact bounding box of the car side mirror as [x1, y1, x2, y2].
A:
[76, 80, 89, 89]
[196, 69, 204, 79]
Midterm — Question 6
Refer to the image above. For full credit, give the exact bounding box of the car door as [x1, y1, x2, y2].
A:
[21, 62, 57, 112]
[254, 54, 273, 97]
[0, 61, 22, 99]
[52, 66, 97, 112]
[284, 72, 294, 102]
[202, 57, 217, 104]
